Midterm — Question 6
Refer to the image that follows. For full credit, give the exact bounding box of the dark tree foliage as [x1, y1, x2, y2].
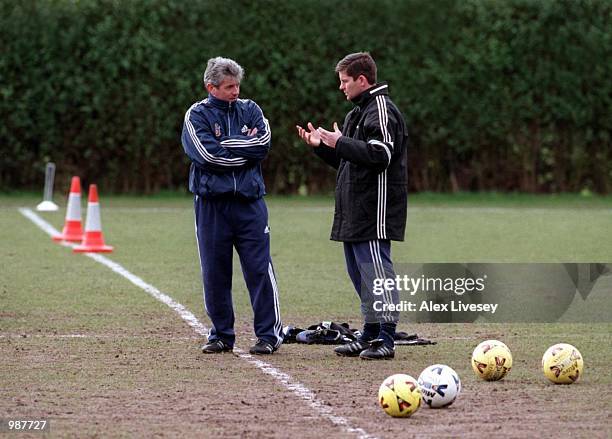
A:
[1, 0, 610, 193]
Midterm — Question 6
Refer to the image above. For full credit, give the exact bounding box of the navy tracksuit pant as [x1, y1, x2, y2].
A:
[344, 240, 399, 346]
[194, 196, 283, 349]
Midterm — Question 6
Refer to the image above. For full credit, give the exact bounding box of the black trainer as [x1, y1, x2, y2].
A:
[359, 339, 395, 360]
[249, 339, 276, 355]
[201, 339, 233, 354]
[334, 340, 371, 357]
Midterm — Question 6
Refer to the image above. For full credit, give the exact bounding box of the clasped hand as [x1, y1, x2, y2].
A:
[296, 122, 341, 148]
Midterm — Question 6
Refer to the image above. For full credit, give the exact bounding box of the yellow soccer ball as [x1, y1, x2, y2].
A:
[378, 374, 422, 417]
[471, 339, 513, 381]
[542, 343, 584, 384]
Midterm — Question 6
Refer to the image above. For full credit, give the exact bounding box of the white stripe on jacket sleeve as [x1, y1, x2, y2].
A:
[368, 139, 391, 166]
[220, 116, 271, 148]
[184, 101, 247, 166]
[375, 95, 393, 146]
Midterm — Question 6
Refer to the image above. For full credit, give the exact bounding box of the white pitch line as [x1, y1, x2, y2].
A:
[18, 207, 377, 439]
[19, 207, 63, 237]
[19, 209, 209, 335]
[86, 252, 210, 336]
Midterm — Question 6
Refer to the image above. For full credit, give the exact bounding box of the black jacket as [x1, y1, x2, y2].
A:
[314, 83, 408, 242]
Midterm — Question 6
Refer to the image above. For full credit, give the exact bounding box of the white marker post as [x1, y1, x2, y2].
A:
[36, 162, 59, 211]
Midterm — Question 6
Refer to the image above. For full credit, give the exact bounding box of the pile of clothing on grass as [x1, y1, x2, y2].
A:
[282, 321, 435, 346]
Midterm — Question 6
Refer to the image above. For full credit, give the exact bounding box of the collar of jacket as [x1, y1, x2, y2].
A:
[350, 82, 389, 108]
[206, 93, 234, 110]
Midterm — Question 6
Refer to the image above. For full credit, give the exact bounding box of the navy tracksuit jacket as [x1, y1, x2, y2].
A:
[181, 94, 282, 348]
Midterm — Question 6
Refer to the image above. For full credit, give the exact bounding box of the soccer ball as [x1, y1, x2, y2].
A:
[471, 339, 513, 381]
[418, 364, 461, 408]
[378, 374, 422, 417]
[542, 343, 584, 384]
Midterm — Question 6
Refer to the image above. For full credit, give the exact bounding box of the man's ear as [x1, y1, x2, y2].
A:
[206, 83, 215, 94]
[358, 75, 369, 88]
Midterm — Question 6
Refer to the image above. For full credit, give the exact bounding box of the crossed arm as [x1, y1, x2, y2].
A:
[182, 102, 271, 173]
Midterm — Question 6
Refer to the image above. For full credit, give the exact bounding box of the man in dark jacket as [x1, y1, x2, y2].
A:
[297, 52, 408, 360]
[182, 57, 283, 355]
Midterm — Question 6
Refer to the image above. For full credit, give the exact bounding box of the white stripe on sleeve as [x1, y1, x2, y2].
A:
[184, 101, 247, 166]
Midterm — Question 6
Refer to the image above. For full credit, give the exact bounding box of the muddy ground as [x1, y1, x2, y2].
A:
[2, 319, 610, 438]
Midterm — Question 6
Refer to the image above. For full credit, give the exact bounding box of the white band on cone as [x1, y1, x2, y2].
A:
[84, 203, 102, 231]
[66, 193, 82, 220]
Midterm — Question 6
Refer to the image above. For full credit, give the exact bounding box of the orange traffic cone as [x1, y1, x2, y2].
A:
[52, 176, 84, 242]
[74, 184, 113, 253]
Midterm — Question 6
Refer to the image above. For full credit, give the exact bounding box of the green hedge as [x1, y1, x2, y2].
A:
[1, 0, 611, 194]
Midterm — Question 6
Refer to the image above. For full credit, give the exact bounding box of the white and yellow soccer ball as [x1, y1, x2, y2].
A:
[471, 339, 513, 381]
[418, 364, 461, 408]
[542, 343, 584, 384]
[378, 374, 422, 417]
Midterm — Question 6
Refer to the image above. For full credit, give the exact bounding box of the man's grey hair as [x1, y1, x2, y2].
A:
[203, 57, 244, 87]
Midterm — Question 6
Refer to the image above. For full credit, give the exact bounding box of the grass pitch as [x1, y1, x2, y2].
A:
[1, 193, 611, 437]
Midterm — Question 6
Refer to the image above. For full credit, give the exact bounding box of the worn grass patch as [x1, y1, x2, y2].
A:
[1, 195, 610, 437]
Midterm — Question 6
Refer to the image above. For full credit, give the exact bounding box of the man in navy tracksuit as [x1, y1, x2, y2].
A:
[181, 57, 282, 355]
[297, 52, 408, 360]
